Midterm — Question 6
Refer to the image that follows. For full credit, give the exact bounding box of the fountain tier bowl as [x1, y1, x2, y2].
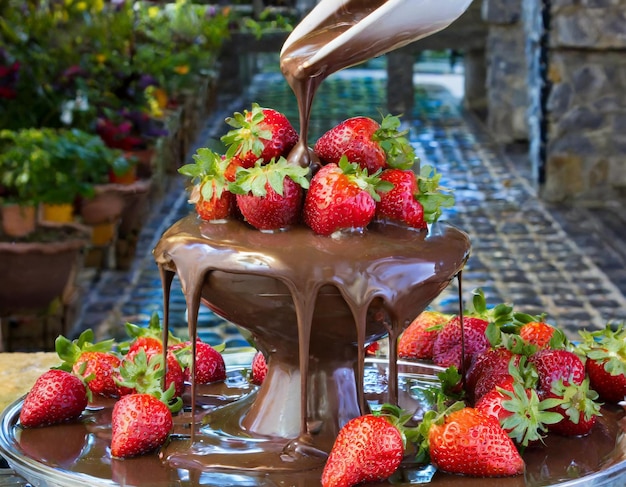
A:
[155, 217, 473, 350]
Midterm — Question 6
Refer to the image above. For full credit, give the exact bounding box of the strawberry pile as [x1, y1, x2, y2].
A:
[323, 289, 626, 486]
[18, 313, 265, 459]
[178, 103, 454, 235]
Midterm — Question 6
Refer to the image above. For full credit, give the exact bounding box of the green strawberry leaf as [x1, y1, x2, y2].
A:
[415, 165, 454, 223]
[373, 114, 416, 170]
[221, 103, 272, 160]
[338, 155, 388, 202]
[229, 157, 310, 197]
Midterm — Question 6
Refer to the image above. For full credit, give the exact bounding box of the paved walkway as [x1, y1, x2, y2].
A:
[74, 67, 626, 347]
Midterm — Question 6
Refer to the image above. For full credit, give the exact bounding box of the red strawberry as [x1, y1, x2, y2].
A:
[303, 157, 388, 236]
[321, 408, 405, 487]
[314, 114, 415, 174]
[55, 329, 119, 398]
[250, 351, 267, 385]
[123, 312, 181, 350]
[127, 336, 163, 361]
[170, 339, 226, 384]
[110, 393, 173, 458]
[518, 320, 562, 350]
[432, 316, 490, 370]
[118, 315, 185, 397]
[230, 157, 309, 231]
[546, 378, 601, 437]
[577, 324, 626, 403]
[432, 290, 514, 371]
[376, 165, 454, 229]
[117, 349, 185, 399]
[475, 374, 517, 423]
[73, 351, 121, 398]
[193, 181, 235, 221]
[366, 341, 381, 355]
[20, 369, 88, 428]
[221, 103, 298, 167]
[586, 359, 626, 404]
[375, 168, 425, 229]
[398, 310, 450, 360]
[179, 148, 234, 222]
[474, 358, 561, 447]
[466, 348, 520, 403]
[528, 348, 586, 399]
[427, 407, 524, 477]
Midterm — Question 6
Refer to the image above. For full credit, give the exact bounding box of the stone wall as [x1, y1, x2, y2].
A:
[484, 0, 626, 202]
[483, 0, 530, 144]
[543, 1, 626, 202]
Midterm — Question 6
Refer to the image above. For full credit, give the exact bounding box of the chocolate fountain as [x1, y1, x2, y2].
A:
[155, 219, 470, 468]
[153, 0, 473, 472]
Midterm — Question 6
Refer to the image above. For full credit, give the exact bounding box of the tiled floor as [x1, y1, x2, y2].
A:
[74, 67, 626, 348]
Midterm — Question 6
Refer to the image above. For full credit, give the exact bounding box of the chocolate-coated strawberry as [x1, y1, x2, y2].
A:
[20, 369, 88, 428]
[221, 103, 298, 167]
[303, 156, 391, 236]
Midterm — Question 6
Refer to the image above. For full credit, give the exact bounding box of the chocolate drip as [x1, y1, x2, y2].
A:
[153, 217, 470, 469]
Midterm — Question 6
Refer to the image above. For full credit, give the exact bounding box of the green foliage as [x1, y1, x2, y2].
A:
[0, 0, 231, 130]
[0, 128, 126, 205]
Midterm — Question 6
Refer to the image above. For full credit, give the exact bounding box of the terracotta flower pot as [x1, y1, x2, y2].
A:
[78, 184, 127, 225]
[108, 166, 138, 186]
[0, 223, 88, 314]
[1, 203, 36, 238]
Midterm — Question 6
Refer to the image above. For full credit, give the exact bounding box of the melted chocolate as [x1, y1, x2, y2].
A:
[154, 217, 470, 469]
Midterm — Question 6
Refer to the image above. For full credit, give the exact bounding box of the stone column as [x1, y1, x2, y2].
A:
[386, 50, 415, 117]
[463, 48, 487, 114]
[482, 0, 530, 143]
[541, 1, 626, 202]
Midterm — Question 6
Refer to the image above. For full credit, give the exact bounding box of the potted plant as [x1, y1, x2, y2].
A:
[0, 128, 54, 235]
[0, 128, 93, 321]
[0, 128, 135, 227]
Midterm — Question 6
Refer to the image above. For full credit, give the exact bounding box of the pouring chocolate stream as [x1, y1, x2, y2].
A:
[281, 0, 473, 169]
